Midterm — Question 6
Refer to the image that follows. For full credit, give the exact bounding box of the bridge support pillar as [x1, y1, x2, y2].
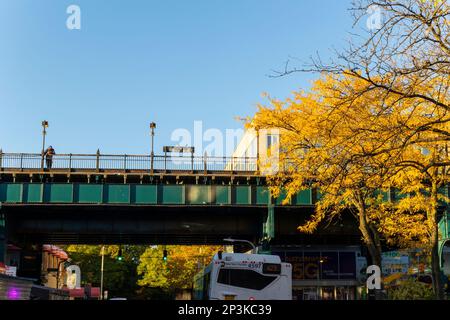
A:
[438, 210, 449, 269]
[262, 205, 275, 241]
[259, 205, 275, 254]
[17, 244, 43, 281]
[0, 205, 6, 264]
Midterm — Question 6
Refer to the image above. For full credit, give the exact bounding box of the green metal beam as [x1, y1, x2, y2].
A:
[3, 182, 450, 208]
[132, 185, 157, 204]
[74, 184, 103, 204]
[235, 186, 251, 205]
[215, 186, 231, 205]
[0, 183, 318, 207]
[439, 211, 450, 268]
[255, 186, 270, 205]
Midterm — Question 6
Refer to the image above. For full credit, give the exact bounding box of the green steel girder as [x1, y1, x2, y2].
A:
[5, 182, 444, 207]
[0, 183, 315, 206]
[439, 211, 450, 268]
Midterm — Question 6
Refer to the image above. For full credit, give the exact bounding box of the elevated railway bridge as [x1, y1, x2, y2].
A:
[0, 151, 448, 278]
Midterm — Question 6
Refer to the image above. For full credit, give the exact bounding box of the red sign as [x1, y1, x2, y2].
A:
[65, 287, 101, 298]
[90, 287, 100, 298]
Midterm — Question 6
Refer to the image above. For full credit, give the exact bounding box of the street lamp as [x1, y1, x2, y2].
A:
[100, 245, 105, 300]
[41, 120, 49, 169]
[317, 259, 324, 300]
[223, 238, 256, 254]
[150, 122, 156, 172]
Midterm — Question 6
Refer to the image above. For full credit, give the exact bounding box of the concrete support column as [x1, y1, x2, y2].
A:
[263, 205, 275, 241]
[18, 244, 43, 281]
[0, 206, 6, 264]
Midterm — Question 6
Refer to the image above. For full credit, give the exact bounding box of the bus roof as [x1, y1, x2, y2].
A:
[212, 253, 281, 263]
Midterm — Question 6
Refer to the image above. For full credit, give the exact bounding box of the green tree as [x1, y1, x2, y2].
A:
[65, 245, 145, 299]
[389, 278, 435, 300]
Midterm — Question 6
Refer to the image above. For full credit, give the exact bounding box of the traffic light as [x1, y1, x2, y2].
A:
[117, 248, 123, 261]
[163, 249, 168, 263]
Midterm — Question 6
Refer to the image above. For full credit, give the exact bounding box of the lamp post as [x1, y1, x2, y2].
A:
[317, 259, 324, 300]
[100, 245, 105, 300]
[150, 122, 156, 173]
[41, 120, 49, 169]
[223, 238, 256, 254]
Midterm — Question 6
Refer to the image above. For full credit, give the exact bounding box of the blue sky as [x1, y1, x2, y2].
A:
[0, 0, 354, 155]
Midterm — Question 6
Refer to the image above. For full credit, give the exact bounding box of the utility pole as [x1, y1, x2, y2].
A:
[100, 245, 105, 300]
[317, 259, 323, 300]
[41, 120, 49, 170]
[150, 122, 156, 173]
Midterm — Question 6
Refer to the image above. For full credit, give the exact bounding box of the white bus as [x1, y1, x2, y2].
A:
[193, 252, 292, 300]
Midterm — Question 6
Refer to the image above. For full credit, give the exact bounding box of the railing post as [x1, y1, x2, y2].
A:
[69, 154, 72, 173]
[164, 151, 167, 171]
[256, 129, 260, 173]
[96, 149, 100, 172]
[191, 152, 194, 172]
[0, 149, 3, 170]
[124, 154, 127, 172]
[204, 151, 207, 174]
[20, 153, 24, 171]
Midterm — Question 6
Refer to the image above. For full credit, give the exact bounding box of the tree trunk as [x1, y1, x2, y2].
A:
[431, 227, 444, 300]
[359, 216, 382, 267]
[358, 203, 382, 268]
[358, 202, 383, 300]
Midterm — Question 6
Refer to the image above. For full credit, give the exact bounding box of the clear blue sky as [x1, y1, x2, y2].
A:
[0, 0, 354, 155]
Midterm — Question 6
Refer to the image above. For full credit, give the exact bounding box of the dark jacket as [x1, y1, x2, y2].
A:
[44, 148, 55, 159]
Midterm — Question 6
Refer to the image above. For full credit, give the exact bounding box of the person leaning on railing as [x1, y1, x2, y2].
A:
[43, 146, 55, 169]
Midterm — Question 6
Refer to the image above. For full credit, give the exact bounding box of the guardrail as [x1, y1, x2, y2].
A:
[0, 152, 258, 173]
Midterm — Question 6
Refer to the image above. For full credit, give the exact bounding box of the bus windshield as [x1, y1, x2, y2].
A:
[193, 253, 292, 300]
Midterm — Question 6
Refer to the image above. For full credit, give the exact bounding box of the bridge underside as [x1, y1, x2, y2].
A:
[3, 204, 361, 246]
[4, 204, 263, 245]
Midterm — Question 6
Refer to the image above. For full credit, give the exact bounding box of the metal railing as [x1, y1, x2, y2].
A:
[0, 152, 258, 173]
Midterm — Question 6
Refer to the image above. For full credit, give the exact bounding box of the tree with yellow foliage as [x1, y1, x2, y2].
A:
[383, 132, 450, 299]
[266, 0, 450, 300]
[252, 69, 450, 298]
[137, 245, 221, 293]
[250, 73, 429, 287]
